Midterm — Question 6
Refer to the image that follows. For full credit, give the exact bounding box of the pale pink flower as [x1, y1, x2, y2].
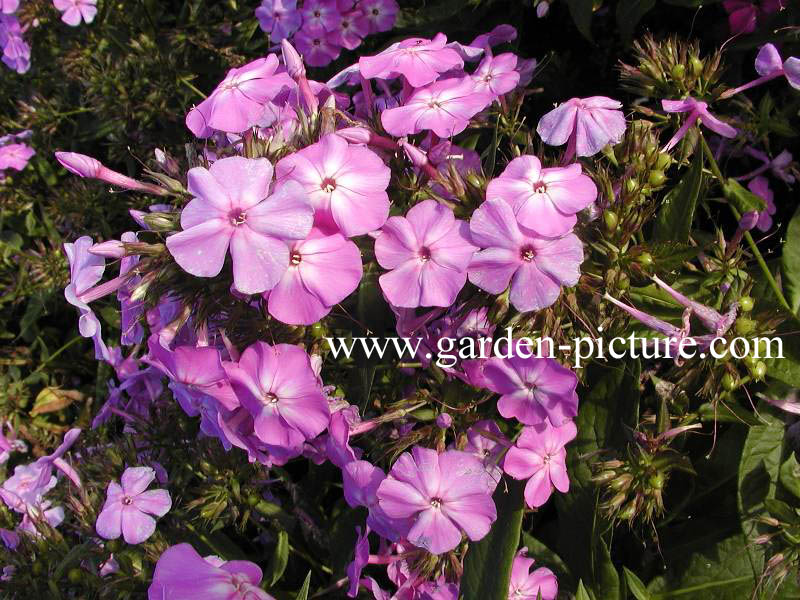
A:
[53, 0, 97, 26]
[359, 33, 464, 87]
[537, 96, 626, 160]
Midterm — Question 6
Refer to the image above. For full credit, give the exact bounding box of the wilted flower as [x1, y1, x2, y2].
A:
[537, 96, 627, 160]
[661, 97, 737, 151]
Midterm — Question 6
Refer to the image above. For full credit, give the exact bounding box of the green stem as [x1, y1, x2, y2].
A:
[699, 134, 793, 314]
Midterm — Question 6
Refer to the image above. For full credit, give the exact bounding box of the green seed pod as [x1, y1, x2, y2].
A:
[655, 152, 671, 170]
[625, 178, 638, 194]
[636, 252, 654, 266]
[753, 361, 767, 380]
[649, 471, 665, 490]
[618, 501, 637, 520]
[67, 568, 83, 584]
[690, 57, 704, 76]
[310, 322, 326, 339]
[604, 210, 619, 233]
[734, 317, 756, 336]
[617, 272, 630, 291]
[648, 170, 666, 187]
[592, 470, 617, 484]
[609, 473, 633, 491]
[721, 373, 737, 391]
[739, 296, 754, 312]
[743, 354, 758, 369]
[670, 64, 686, 80]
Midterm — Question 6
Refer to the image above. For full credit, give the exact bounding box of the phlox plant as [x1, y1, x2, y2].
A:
[1, 1, 800, 600]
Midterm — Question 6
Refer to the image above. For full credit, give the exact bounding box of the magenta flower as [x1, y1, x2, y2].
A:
[375, 200, 477, 308]
[486, 155, 597, 237]
[376, 446, 497, 554]
[301, 0, 341, 30]
[185, 55, 293, 137]
[148, 543, 275, 600]
[267, 229, 363, 325]
[53, 0, 97, 26]
[468, 198, 584, 313]
[748, 176, 776, 231]
[294, 24, 341, 67]
[359, 0, 398, 33]
[1, 1, 18, 14]
[330, 9, 369, 50]
[536, 96, 626, 160]
[0, 422, 26, 464]
[463, 419, 509, 483]
[503, 420, 576, 508]
[223, 342, 330, 452]
[255, 0, 302, 42]
[661, 97, 738, 151]
[343, 460, 406, 540]
[95, 467, 171, 545]
[275, 134, 390, 237]
[0, 15, 30, 74]
[166, 156, 314, 295]
[381, 77, 492, 138]
[472, 53, 520, 98]
[508, 550, 558, 599]
[722, 0, 783, 35]
[359, 33, 464, 87]
[0, 143, 33, 171]
[482, 356, 578, 426]
[722, 44, 800, 98]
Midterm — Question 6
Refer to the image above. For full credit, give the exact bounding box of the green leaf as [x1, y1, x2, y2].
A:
[722, 178, 767, 214]
[461, 478, 526, 600]
[737, 402, 784, 570]
[267, 530, 290, 586]
[764, 498, 800, 524]
[765, 327, 800, 388]
[616, 0, 656, 42]
[593, 538, 621, 600]
[576, 580, 594, 600]
[296, 571, 312, 600]
[566, 0, 594, 41]
[653, 149, 704, 243]
[782, 205, 800, 315]
[624, 567, 651, 600]
[520, 533, 574, 589]
[779, 454, 800, 500]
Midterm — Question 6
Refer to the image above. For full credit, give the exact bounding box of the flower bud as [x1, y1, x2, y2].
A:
[436, 413, 453, 428]
[603, 210, 619, 233]
[281, 39, 305, 80]
[89, 240, 125, 259]
[670, 64, 686, 80]
[738, 211, 759, 232]
[618, 500, 637, 520]
[739, 296, 754, 312]
[141, 212, 177, 232]
[648, 170, 666, 186]
[609, 473, 633, 492]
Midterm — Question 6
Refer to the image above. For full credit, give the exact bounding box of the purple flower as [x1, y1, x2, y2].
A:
[376, 446, 497, 554]
[346, 526, 370, 597]
[293, 24, 341, 67]
[1, 1, 19, 15]
[223, 342, 330, 453]
[722, 0, 782, 35]
[148, 543, 275, 600]
[359, 0, 398, 34]
[0, 143, 34, 171]
[722, 44, 800, 98]
[747, 176, 776, 231]
[650, 275, 738, 336]
[482, 356, 578, 427]
[343, 460, 405, 540]
[472, 52, 520, 98]
[470, 24, 517, 52]
[468, 198, 584, 313]
[185, 56, 293, 137]
[486, 155, 597, 237]
[0, 422, 26, 464]
[0, 15, 30, 74]
[53, 0, 97, 26]
[95, 466, 171, 545]
[166, 156, 314, 295]
[255, 0, 302, 42]
[359, 33, 464, 88]
[301, 0, 341, 30]
[503, 420, 576, 508]
[375, 200, 477, 308]
[537, 96, 626, 160]
[330, 9, 369, 50]
[661, 97, 738, 152]
[0, 529, 19, 550]
[267, 228, 363, 325]
[463, 419, 509, 483]
[381, 77, 492, 138]
[508, 550, 558, 599]
[275, 133, 390, 237]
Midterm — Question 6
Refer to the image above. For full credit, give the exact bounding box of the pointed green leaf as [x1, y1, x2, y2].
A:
[296, 571, 312, 600]
[267, 530, 290, 586]
[566, 0, 594, 41]
[654, 150, 704, 243]
[616, 0, 656, 42]
[782, 205, 800, 315]
[623, 567, 651, 600]
[461, 478, 526, 600]
[780, 454, 800, 500]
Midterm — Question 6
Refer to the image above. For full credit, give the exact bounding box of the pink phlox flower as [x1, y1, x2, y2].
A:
[482, 355, 578, 427]
[165, 156, 314, 295]
[266, 227, 363, 325]
[469, 24, 517, 55]
[0, 143, 34, 171]
[346, 526, 371, 597]
[472, 52, 520, 98]
[486, 155, 597, 237]
[722, 0, 783, 35]
[17, 502, 64, 537]
[148, 543, 275, 600]
[325, 407, 363, 467]
[53, 0, 97, 26]
[0, 14, 30, 74]
[375, 200, 477, 308]
[301, 0, 341, 31]
[343, 460, 406, 540]
[275, 133, 390, 237]
[95, 466, 171, 544]
[0, 421, 26, 464]
[376, 446, 497, 554]
[722, 44, 800, 98]
[747, 176, 776, 231]
[651, 275, 738, 337]
[359, 33, 464, 87]
[381, 76, 492, 138]
[503, 420, 576, 508]
[223, 341, 330, 452]
[359, 0, 398, 34]
[255, 0, 302, 42]
[1, 0, 19, 15]
[330, 8, 369, 50]
[0, 528, 19, 550]
[537, 96, 627, 160]
[293, 23, 341, 67]
[185, 55, 294, 137]
[661, 97, 738, 152]
[468, 198, 584, 313]
[508, 548, 559, 599]
[462, 419, 509, 485]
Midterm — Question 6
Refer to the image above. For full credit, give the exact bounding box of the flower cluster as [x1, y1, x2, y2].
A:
[255, 0, 398, 67]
